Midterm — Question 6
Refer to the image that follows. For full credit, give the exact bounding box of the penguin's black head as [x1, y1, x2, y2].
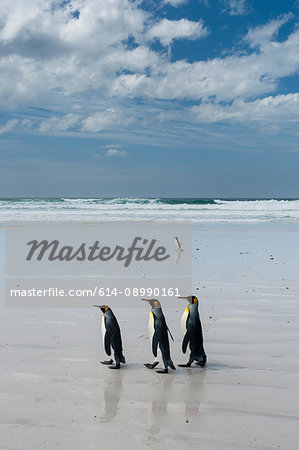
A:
[141, 299, 161, 309]
[93, 304, 110, 314]
[178, 295, 198, 304]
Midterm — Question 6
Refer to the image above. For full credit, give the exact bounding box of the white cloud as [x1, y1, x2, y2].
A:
[112, 16, 299, 102]
[147, 18, 208, 46]
[190, 94, 299, 124]
[82, 109, 131, 132]
[0, 119, 18, 135]
[163, 0, 188, 6]
[105, 149, 128, 157]
[245, 14, 293, 47]
[0, 2, 297, 108]
[0, 0, 147, 105]
[39, 114, 80, 133]
[225, 0, 248, 16]
[0, 1, 298, 140]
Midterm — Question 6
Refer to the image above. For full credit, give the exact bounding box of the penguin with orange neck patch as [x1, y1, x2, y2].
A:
[178, 295, 207, 367]
[93, 305, 126, 369]
[142, 299, 176, 374]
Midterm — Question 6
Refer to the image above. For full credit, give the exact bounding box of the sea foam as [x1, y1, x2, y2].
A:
[0, 198, 298, 222]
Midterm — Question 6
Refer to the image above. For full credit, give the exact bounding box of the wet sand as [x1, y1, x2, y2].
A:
[1, 223, 299, 449]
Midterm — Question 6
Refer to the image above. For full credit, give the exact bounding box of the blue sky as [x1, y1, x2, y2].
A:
[0, 0, 298, 197]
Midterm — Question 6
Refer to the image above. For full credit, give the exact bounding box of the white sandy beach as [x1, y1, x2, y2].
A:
[1, 223, 299, 449]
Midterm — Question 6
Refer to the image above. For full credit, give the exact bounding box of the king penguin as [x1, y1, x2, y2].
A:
[93, 305, 126, 369]
[178, 295, 207, 367]
[141, 299, 176, 374]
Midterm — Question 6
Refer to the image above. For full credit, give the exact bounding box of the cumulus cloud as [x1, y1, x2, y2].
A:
[0, 0, 147, 105]
[147, 18, 208, 46]
[112, 14, 299, 103]
[0, 2, 297, 107]
[0, 1, 298, 139]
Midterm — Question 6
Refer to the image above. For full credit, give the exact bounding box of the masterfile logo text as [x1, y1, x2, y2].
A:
[5, 221, 192, 307]
[26, 237, 169, 267]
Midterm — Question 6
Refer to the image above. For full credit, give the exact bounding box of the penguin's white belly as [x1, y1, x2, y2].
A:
[102, 315, 106, 346]
[181, 307, 189, 335]
[148, 310, 155, 341]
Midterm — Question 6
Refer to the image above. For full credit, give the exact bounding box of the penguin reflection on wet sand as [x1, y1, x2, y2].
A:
[178, 295, 207, 368]
[142, 299, 176, 374]
[93, 305, 126, 369]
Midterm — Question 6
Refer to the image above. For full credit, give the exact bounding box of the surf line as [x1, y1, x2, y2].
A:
[26, 237, 170, 267]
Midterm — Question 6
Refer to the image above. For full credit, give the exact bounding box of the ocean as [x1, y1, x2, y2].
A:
[0, 198, 299, 222]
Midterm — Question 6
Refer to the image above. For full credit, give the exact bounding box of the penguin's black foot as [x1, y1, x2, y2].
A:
[156, 368, 168, 374]
[178, 363, 192, 367]
[144, 361, 159, 370]
[101, 359, 114, 365]
[195, 356, 207, 367]
[195, 361, 206, 367]
[108, 363, 120, 370]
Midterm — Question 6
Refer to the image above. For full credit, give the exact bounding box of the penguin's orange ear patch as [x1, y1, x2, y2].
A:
[193, 297, 198, 303]
[105, 307, 109, 312]
[154, 300, 159, 307]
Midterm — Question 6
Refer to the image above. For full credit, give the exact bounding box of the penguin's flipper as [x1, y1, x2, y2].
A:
[104, 331, 112, 356]
[152, 332, 159, 358]
[167, 325, 174, 342]
[101, 359, 114, 365]
[182, 331, 191, 354]
[144, 362, 159, 369]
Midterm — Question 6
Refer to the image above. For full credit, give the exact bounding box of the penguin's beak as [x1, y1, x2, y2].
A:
[93, 305, 104, 308]
[178, 296, 192, 304]
[141, 299, 153, 307]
